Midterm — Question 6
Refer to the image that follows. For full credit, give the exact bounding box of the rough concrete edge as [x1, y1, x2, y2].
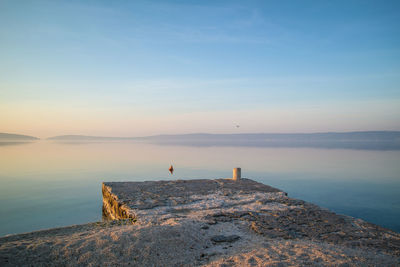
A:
[0, 222, 98, 242]
[102, 183, 136, 221]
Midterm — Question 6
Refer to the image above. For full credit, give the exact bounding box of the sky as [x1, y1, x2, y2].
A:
[0, 0, 399, 138]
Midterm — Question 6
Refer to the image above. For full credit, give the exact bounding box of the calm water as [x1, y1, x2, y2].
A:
[0, 141, 399, 236]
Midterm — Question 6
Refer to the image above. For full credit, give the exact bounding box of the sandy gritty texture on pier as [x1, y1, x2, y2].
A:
[1, 178, 399, 266]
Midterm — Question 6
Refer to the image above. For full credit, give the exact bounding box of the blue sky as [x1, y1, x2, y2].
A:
[0, 0, 399, 137]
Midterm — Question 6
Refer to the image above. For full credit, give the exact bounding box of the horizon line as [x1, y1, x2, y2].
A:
[3, 130, 400, 140]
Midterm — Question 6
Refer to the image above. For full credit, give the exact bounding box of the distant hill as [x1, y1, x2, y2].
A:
[47, 135, 136, 141]
[0, 133, 39, 141]
[48, 131, 400, 150]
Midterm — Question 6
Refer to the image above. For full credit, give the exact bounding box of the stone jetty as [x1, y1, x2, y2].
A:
[1, 171, 399, 266]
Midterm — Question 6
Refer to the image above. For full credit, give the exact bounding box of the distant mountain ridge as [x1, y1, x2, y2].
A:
[48, 131, 400, 140]
[47, 131, 400, 150]
[48, 135, 136, 141]
[0, 133, 39, 140]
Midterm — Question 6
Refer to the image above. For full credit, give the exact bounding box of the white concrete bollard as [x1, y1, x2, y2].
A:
[233, 168, 241, 181]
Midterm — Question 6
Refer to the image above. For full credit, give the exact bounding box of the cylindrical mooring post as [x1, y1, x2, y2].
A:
[233, 167, 241, 181]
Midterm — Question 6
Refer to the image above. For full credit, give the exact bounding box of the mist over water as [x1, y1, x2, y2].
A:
[0, 140, 399, 236]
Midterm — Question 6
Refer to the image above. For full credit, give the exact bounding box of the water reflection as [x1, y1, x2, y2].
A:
[145, 140, 400, 150]
[0, 141, 37, 146]
[0, 141, 399, 236]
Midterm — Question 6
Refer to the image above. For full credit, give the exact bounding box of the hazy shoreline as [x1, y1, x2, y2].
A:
[43, 131, 400, 150]
[3, 131, 400, 150]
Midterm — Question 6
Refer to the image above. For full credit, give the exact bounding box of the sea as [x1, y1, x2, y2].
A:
[0, 140, 399, 236]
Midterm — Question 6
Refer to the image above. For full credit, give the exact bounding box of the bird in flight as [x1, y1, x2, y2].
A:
[169, 165, 174, 175]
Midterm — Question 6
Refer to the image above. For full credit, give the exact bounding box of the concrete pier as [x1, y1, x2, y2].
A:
[101, 176, 400, 262]
[102, 177, 281, 222]
[1, 171, 399, 266]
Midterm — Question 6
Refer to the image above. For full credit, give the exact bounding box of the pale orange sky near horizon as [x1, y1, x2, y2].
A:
[1, 98, 399, 139]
